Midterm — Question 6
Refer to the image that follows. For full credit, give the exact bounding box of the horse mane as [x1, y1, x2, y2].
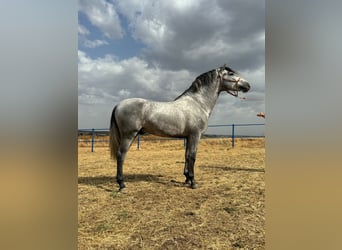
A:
[174, 69, 218, 100]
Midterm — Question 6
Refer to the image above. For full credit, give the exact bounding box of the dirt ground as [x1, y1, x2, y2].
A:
[78, 137, 265, 249]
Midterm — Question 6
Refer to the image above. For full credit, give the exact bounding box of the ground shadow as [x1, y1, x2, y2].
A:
[78, 174, 188, 192]
[78, 176, 115, 186]
[78, 174, 165, 192]
[199, 165, 265, 173]
[78, 174, 163, 185]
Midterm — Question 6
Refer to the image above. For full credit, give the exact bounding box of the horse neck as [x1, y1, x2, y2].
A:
[194, 84, 220, 116]
[175, 79, 220, 118]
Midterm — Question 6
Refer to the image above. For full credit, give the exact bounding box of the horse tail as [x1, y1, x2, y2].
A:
[109, 105, 120, 160]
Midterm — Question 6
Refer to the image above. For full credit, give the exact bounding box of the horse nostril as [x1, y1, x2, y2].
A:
[245, 83, 251, 91]
[241, 83, 250, 92]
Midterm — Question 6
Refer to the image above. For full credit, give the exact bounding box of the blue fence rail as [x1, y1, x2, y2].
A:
[78, 123, 265, 152]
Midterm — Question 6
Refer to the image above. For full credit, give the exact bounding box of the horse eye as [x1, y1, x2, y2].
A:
[228, 72, 234, 76]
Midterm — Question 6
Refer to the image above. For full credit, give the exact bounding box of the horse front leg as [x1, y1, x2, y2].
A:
[184, 134, 200, 189]
[183, 138, 191, 184]
[183, 162, 191, 185]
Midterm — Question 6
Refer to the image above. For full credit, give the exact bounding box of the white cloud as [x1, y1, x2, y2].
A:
[83, 39, 109, 48]
[78, 50, 194, 107]
[78, 24, 90, 35]
[117, 0, 210, 51]
[78, 0, 123, 39]
[118, 89, 130, 98]
[114, 0, 264, 72]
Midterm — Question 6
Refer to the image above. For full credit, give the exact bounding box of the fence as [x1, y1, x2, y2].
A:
[78, 123, 265, 152]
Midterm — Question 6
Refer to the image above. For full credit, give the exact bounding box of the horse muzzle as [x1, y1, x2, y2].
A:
[239, 81, 250, 93]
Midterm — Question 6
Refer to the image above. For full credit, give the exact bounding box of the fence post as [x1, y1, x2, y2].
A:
[91, 128, 95, 152]
[137, 134, 140, 150]
[232, 124, 235, 148]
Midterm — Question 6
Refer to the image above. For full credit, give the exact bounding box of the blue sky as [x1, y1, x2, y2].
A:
[78, 0, 265, 135]
[78, 10, 144, 60]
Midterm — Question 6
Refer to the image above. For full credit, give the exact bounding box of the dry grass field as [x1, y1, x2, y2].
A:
[78, 136, 265, 249]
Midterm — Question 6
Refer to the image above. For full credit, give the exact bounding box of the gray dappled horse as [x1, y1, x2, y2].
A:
[110, 65, 250, 191]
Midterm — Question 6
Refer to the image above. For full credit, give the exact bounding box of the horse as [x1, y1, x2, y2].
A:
[109, 64, 251, 191]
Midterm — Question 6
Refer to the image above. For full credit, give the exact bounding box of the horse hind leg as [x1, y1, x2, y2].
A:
[116, 133, 138, 191]
[116, 147, 127, 191]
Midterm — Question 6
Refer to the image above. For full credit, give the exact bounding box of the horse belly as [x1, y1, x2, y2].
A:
[142, 109, 186, 137]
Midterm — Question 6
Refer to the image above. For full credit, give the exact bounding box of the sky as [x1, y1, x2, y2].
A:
[78, 0, 265, 136]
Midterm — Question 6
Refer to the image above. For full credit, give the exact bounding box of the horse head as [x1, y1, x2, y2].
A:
[218, 64, 251, 96]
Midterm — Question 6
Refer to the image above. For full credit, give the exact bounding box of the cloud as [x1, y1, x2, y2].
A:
[78, 50, 194, 106]
[83, 39, 109, 48]
[116, 0, 264, 72]
[78, 1, 265, 129]
[78, 24, 109, 49]
[78, 0, 123, 39]
[78, 24, 90, 36]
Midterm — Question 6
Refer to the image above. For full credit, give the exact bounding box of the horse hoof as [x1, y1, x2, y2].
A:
[191, 183, 198, 189]
[185, 179, 191, 185]
[118, 186, 126, 192]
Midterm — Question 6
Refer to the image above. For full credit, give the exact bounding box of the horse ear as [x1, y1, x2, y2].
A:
[219, 64, 227, 75]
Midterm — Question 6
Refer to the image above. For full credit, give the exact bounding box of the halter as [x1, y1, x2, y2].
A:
[217, 67, 241, 97]
[226, 77, 240, 97]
